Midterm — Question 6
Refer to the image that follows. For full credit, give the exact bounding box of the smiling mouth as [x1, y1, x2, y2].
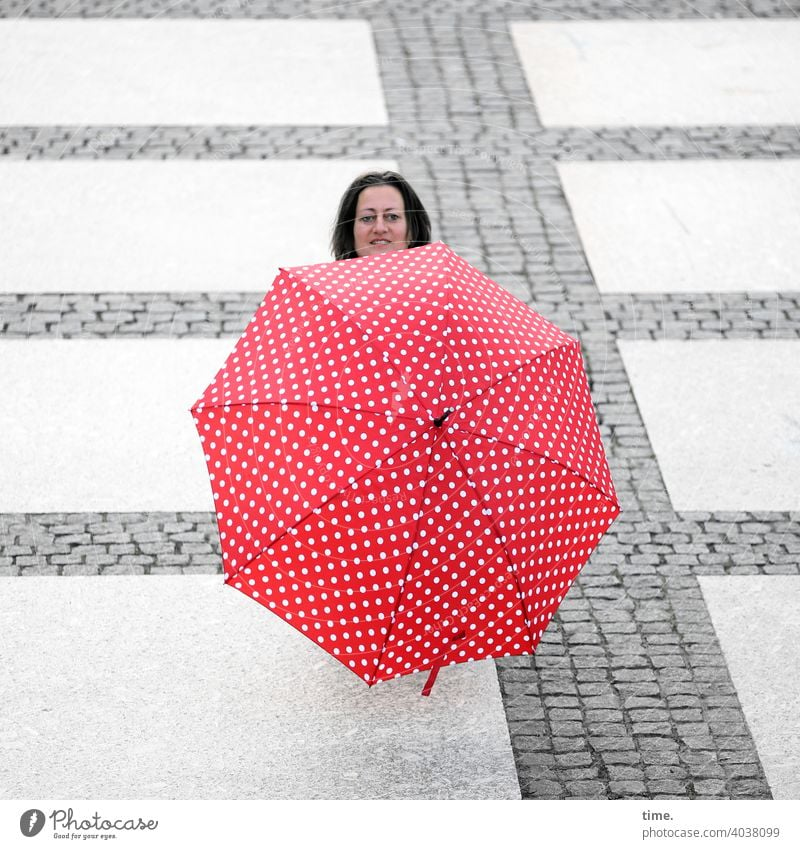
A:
[371, 240, 391, 245]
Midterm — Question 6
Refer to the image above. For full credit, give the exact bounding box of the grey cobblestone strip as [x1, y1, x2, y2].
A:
[0, 126, 395, 159]
[0, 513, 219, 575]
[0, 0, 798, 19]
[2, 291, 798, 339]
[0, 292, 258, 338]
[3, 125, 800, 159]
[2, 510, 797, 578]
[496, 570, 773, 799]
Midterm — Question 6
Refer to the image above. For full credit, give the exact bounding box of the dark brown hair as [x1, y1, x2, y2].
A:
[330, 170, 431, 260]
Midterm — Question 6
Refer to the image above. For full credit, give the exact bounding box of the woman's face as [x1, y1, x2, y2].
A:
[352, 184, 409, 258]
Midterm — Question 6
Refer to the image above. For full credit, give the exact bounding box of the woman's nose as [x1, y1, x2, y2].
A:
[373, 216, 388, 231]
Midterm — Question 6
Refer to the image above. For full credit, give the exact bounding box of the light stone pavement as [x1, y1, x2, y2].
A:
[2, 0, 800, 800]
[0, 160, 398, 290]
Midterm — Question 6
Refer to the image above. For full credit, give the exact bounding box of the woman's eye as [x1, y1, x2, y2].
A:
[359, 214, 401, 223]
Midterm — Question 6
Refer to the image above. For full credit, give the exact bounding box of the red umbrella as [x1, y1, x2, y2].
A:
[190, 241, 620, 696]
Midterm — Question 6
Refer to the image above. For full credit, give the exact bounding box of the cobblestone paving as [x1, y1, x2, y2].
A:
[3, 510, 798, 579]
[2, 0, 799, 18]
[2, 0, 799, 799]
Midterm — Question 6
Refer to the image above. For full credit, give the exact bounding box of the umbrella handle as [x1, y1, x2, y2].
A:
[421, 663, 440, 697]
[420, 629, 465, 696]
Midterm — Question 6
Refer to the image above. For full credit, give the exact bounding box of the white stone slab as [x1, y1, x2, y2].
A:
[0, 159, 396, 293]
[557, 160, 800, 294]
[0, 575, 520, 800]
[698, 576, 800, 800]
[0, 19, 387, 125]
[616, 340, 800, 512]
[0, 340, 236, 513]
[511, 20, 800, 126]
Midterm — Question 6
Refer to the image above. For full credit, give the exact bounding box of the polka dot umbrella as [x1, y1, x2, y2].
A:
[190, 241, 620, 696]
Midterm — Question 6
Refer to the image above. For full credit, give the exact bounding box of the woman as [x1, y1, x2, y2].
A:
[330, 170, 432, 260]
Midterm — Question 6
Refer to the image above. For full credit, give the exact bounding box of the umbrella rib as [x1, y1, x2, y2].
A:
[459, 338, 577, 410]
[286, 269, 438, 419]
[369, 429, 446, 685]
[444, 442, 539, 653]
[442, 339, 619, 506]
[193, 268, 439, 420]
[222, 419, 444, 585]
[448, 425, 621, 573]
[434, 267, 454, 417]
[400, 337, 577, 442]
[192, 397, 425, 427]
[447, 426, 620, 509]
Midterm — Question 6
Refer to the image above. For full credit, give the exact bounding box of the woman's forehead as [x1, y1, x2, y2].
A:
[357, 204, 401, 212]
[356, 185, 404, 210]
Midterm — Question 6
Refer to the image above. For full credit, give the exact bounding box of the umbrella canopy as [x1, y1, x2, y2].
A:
[190, 241, 620, 695]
